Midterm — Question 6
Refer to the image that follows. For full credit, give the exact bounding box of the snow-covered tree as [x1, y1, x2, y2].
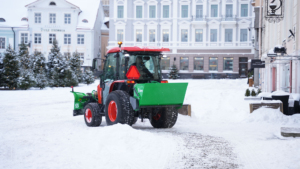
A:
[3, 45, 20, 89]
[69, 51, 82, 83]
[18, 43, 35, 90]
[32, 51, 48, 89]
[168, 64, 179, 79]
[0, 53, 5, 87]
[82, 69, 95, 85]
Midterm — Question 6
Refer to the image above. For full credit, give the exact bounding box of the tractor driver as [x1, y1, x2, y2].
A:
[131, 56, 154, 79]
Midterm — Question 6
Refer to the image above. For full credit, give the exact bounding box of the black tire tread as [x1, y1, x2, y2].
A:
[84, 103, 102, 127]
[150, 107, 178, 128]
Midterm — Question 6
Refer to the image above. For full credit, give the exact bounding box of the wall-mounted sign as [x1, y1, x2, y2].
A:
[41, 28, 65, 32]
[251, 59, 265, 68]
[267, 53, 277, 57]
[265, 0, 284, 23]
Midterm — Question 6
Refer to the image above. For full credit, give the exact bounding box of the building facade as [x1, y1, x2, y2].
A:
[0, 0, 106, 70]
[253, 0, 300, 94]
[108, 0, 255, 78]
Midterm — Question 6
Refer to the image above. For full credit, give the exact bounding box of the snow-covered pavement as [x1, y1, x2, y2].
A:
[1, 79, 300, 169]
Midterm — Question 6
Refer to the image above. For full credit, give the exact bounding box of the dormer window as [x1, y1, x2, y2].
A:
[0, 18, 5, 22]
[21, 17, 28, 21]
[50, 2, 56, 6]
[82, 19, 88, 23]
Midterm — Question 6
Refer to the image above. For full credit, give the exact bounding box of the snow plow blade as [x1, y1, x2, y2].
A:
[133, 83, 188, 109]
[71, 91, 88, 115]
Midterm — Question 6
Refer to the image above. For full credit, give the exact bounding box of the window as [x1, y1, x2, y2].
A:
[223, 58, 233, 71]
[82, 19, 88, 23]
[211, 5, 218, 17]
[0, 38, 5, 49]
[180, 57, 189, 70]
[240, 29, 248, 42]
[196, 5, 203, 19]
[79, 53, 84, 66]
[241, 4, 248, 17]
[21, 18, 28, 21]
[117, 29, 123, 41]
[209, 57, 218, 71]
[35, 13, 41, 23]
[136, 6, 142, 18]
[225, 29, 233, 42]
[77, 34, 84, 44]
[34, 34, 41, 44]
[181, 29, 188, 42]
[49, 13, 56, 24]
[161, 57, 170, 70]
[49, 34, 56, 44]
[181, 5, 188, 18]
[65, 14, 71, 24]
[149, 29, 155, 42]
[50, 2, 56, 6]
[149, 6, 156, 18]
[210, 29, 217, 42]
[195, 29, 203, 42]
[162, 29, 169, 42]
[0, 18, 5, 22]
[163, 5, 169, 18]
[21, 33, 28, 44]
[226, 4, 233, 18]
[64, 34, 71, 44]
[194, 57, 204, 70]
[136, 29, 142, 42]
[118, 6, 124, 18]
[64, 52, 71, 57]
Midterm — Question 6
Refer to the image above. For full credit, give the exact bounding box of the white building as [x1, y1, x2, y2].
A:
[0, 0, 106, 70]
[108, 0, 255, 79]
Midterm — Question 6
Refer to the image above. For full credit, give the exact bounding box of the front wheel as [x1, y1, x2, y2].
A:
[105, 90, 135, 126]
[149, 107, 178, 128]
[84, 103, 102, 127]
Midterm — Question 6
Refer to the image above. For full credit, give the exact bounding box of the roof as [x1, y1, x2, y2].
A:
[0, 0, 102, 29]
[107, 47, 171, 54]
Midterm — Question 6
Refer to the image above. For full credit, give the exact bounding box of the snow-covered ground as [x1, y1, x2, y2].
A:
[1, 79, 300, 169]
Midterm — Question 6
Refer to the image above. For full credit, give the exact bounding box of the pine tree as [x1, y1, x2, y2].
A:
[0, 53, 5, 87]
[82, 69, 95, 85]
[69, 51, 82, 83]
[32, 51, 48, 89]
[3, 45, 20, 89]
[17, 43, 35, 90]
[245, 89, 250, 97]
[251, 89, 256, 96]
[168, 64, 179, 79]
[257, 88, 262, 95]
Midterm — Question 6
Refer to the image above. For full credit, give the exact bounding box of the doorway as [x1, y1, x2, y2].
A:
[239, 57, 248, 78]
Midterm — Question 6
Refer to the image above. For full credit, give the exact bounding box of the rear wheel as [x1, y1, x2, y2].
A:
[149, 107, 178, 128]
[105, 90, 135, 126]
[84, 103, 102, 127]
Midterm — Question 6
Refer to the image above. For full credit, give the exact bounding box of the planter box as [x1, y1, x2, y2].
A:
[281, 127, 300, 137]
[244, 97, 261, 100]
[249, 102, 283, 113]
[178, 104, 191, 116]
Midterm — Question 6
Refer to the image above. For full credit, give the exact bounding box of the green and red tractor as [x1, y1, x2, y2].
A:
[71, 43, 188, 128]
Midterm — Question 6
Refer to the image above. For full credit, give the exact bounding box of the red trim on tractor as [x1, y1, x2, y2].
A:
[97, 85, 102, 104]
[108, 101, 117, 122]
[107, 46, 170, 54]
[85, 108, 92, 123]
[109, 80, 126, 93]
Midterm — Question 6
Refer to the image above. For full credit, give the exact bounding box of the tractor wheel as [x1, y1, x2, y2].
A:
[149, 107, 178, 128]
[132, 117, 138, 125]
[105, 90, 135, 126]
[84, 103, 102, 127]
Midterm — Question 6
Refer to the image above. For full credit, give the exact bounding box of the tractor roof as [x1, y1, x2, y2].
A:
[107, 46, 170, 54]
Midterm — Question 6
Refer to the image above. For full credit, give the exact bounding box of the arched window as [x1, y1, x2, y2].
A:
[49, 2, 56, 6]
[21, 17, 28, 21]
[0, 18, 5, 22]
[82, 19, 88, 23]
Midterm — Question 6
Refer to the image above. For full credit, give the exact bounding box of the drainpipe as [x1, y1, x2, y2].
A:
[11, 27, 15, 50]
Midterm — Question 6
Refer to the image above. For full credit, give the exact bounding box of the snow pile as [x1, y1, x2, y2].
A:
[271, 90, 290, 96]
[97, 124, 177, 169]
[245, 107, 300, 125]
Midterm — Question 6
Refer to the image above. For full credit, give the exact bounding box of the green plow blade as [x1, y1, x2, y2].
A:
[71, 91, 88, 110]
[134, 83, 188, 107]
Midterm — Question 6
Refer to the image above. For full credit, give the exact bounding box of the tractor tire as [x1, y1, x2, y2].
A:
[132, 117, 138, 125]
[105, 90, 135, 126]
[84, 103, 102, 127]
[149, 107, 178, 128]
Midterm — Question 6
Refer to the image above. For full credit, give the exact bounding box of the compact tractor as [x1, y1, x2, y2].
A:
[71, 42, 188, 128]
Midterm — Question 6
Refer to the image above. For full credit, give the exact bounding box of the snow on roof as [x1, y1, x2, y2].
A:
[0, 0, 102, 29]
[0, 0, 32, 27]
